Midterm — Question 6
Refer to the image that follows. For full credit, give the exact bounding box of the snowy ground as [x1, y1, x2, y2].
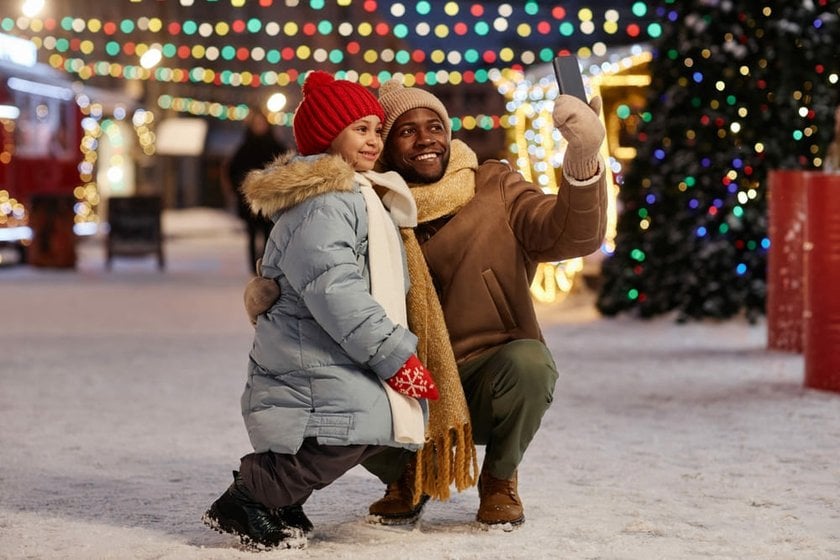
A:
[1, 208, 838, 560]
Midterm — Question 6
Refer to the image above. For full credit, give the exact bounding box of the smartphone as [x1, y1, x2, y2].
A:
[553, 55, 588, 103]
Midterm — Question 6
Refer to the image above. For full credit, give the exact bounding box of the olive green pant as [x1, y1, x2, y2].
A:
[364, 339, 559, 482]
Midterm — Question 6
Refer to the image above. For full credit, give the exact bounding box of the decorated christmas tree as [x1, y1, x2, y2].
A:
[596, 0, 840, 321]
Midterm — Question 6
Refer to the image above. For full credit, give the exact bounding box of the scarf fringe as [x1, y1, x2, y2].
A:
[412, 423, 479, 505]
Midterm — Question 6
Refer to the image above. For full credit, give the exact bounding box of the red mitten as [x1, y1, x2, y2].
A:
[387, 355, 440, 400]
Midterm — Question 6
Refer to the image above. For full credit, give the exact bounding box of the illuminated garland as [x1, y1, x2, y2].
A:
[155, 89, 511, 131]
[2, 4, 662, 49]
[43, 52, 510, 88]
[71, 97, 156, 229]
[0, 2, 664, 85]
[2, 2, 665, 124]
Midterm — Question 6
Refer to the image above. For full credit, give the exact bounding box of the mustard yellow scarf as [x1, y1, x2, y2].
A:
[401, 139, 480, 502]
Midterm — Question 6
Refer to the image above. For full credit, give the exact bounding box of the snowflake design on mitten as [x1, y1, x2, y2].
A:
[391, 365, 431, 398]
[388, 356, 438, 400]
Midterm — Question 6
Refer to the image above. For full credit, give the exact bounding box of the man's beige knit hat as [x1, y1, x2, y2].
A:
[378, 78, 451, 142]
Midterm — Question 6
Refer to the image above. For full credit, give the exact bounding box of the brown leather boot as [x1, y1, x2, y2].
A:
[476, 470, 525, 528]
[367, 464, 429, 525]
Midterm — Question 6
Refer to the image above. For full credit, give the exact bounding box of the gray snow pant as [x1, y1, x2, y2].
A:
[239, 437, 388, 509]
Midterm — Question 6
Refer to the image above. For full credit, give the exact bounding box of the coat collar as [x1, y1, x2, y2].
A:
[242, 152, 355, 218]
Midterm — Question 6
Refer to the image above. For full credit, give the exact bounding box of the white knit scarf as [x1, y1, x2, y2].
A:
[356, 170, 425, 445]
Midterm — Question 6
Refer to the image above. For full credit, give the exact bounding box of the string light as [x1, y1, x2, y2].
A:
[1, 2, 664, 96]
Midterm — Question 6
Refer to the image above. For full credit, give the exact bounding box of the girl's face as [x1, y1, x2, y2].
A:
[329, 115, 383, 172]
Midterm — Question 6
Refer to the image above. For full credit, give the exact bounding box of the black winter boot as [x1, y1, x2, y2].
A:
[274, 504, 314, 536]
[202, 471, 307, 550]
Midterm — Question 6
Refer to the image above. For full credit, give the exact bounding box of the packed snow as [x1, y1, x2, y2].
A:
[1, 208, 838, 560]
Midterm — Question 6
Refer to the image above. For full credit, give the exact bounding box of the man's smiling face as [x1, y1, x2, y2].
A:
[382, 108, 451, 184]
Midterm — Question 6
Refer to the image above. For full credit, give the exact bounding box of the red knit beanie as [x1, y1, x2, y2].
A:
[292, 71, 385, 156]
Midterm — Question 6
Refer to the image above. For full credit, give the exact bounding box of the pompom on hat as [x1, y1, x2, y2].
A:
[292, 70, 384, 156]
[378, 77, 451, 143]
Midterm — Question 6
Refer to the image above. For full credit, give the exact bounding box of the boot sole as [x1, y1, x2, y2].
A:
[366, 510, 423, 526]
[476, 515, 525, 532]
[202, 509, 307, 551]
[366, 494, 430, 526]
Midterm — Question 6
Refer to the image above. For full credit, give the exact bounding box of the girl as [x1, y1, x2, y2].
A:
[203, 71, 438, 551]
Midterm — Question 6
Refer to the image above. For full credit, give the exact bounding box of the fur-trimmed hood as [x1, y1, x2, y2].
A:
[242, 152, 355, 219]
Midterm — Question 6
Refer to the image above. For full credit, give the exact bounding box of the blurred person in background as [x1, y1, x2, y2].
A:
[225, 108, 289, 272]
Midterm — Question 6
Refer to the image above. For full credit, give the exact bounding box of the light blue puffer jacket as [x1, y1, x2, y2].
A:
[240, 152, 423, 454]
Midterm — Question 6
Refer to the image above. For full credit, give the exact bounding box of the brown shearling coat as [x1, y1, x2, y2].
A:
[417, 159, 607, 364]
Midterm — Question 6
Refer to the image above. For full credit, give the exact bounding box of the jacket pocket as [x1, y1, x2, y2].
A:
[482, 269, 516, 331]
[306, 413, 353, 439]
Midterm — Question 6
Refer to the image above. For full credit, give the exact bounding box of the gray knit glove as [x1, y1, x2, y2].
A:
[244, 258, 280, 326]
[552, 94, 605, 181]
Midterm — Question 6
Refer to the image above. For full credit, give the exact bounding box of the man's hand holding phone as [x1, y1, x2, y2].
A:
[552, 55, 605, 181]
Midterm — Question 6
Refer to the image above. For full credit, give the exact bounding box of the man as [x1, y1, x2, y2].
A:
[246, 79, 607, 528]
